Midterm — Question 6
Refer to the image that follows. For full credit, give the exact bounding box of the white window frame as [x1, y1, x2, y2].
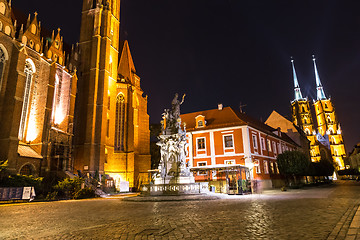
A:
[196, 137, 206, 152]
[261, 137, 266, 150]
[252, 134, 258, 151]
[223, 134, 234, 150]
[277, 143, 282, 154]
[273, 142, 277, 155]
[197, 161, 208, 175]
[263, 160, 269, 174]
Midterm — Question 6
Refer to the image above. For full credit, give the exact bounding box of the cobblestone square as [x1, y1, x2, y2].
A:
[1, 181, 360, 239]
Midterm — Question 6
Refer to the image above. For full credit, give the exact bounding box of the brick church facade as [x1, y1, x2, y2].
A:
[0, 0, 151, 188]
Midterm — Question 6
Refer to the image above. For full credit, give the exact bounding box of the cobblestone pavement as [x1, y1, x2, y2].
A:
[1, 181, 360, 240]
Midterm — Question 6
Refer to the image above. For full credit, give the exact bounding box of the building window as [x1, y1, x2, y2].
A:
[255, 160, 261, 173]
[224, 160, 235, 165]
[261, 137, 266, 150]
[197, 162, 207, 175]
[197, 137, 205, 150]
[278, 143, 282, 154]
[20, 164, 32, 176]
[105, 148, 108, 164]
[106, 119, 110, 137]
[108, 95, 111, 110]
[197, 162, 207, 166]
[267, 139, 272, 152]
[197, 120, 203, 127]
[0, 46, 6, 92]
[263, 160, 269, 174]
[270, 162, 275, 173]
[114, 93, 125, 151]
[223, 135, 233, 148]
[273, 142, 277, 155]
[19, 60, 35, 140]
[252, 135, 258, 150]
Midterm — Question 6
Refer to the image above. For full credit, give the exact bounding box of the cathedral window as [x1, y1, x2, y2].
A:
[0, 46, 7, 93]
[19, 59, 35, 140]
[0, 3, 5, 15]
[106, 118, 110, 137]
[31, 24, 37, 35]
[114, 93, 125, 151]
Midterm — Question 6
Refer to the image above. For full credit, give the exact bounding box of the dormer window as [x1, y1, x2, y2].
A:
[195, 115, 205, 128]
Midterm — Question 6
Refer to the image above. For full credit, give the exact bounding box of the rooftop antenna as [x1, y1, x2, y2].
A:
[239, 102, 247, 113]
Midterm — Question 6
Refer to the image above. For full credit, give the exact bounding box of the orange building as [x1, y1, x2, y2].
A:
[181, 105, 299, 193]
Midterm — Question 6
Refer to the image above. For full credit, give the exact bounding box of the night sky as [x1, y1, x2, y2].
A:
[13, 0, 360, 152]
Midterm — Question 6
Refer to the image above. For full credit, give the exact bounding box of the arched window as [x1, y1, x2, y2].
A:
[20, 164, 33, 176]
[0, 46, 7, 92]
[19, 60, 35, 140]
[114, 93, 125, 151]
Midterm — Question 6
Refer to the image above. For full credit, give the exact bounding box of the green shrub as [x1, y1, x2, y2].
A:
[0, 174, 43, 193]
[53, 177, 84, 199]
[74, 187, 95, 199]
[45, 191, 59, 201]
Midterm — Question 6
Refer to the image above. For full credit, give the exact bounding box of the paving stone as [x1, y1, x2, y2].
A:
[1, 181, 360, 239]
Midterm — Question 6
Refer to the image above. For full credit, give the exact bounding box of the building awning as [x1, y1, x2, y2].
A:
[18, 145, 43, 159]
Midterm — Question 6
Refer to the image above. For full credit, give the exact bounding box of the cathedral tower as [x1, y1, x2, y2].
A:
[312, 57, 346, 169]
[290, 59, 320, 162]
[74, 0, 150, 187]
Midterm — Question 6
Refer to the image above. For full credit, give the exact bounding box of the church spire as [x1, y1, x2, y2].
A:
[291, 58, 304, 101]
[312, 55, 327, 100]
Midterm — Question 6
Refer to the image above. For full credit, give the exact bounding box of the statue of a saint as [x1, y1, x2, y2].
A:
[171, 93, 186, 121]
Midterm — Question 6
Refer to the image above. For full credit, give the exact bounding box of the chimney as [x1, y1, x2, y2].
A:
[218, 103, 223, 110]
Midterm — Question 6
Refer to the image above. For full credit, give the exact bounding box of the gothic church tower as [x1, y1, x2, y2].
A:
[74, 0, 150, 188]
[290, 59, 321, 162]
[312, 57, 346, 169]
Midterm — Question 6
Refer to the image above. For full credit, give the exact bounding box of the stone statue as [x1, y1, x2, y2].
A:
[143, 93, 208, 195]
[162, 93, 186, 135]
[171, 93, 185, 121]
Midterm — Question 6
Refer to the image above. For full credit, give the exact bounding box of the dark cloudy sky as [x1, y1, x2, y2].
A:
[13, 0, 360, 152]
